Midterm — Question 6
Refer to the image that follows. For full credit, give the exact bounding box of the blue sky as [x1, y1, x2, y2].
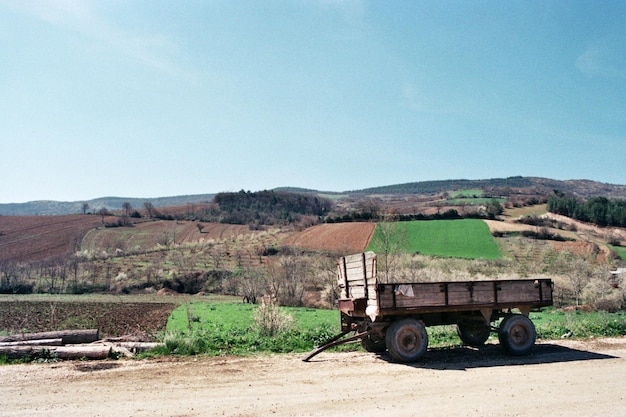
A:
[1, 1, 625, 204]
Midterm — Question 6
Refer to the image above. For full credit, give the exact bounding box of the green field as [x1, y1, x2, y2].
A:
[445, 197, 506, 205]
[154, 302, 626, 357]
[159, 302, 341, 355]
[367, 219, 501, 259]
[449, 189, 484, 198]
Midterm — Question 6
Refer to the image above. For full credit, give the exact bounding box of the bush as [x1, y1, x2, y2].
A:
[253, 301, 294, 337]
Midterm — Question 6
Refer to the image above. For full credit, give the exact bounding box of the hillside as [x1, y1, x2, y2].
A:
[0, 194, 215, 216]
[2, 177, 625, 216]
[352, 177, 626, 199]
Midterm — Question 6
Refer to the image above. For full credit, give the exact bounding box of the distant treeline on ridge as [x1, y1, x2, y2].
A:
[548, 194, 626, 228]
[213, 190, 333, 225]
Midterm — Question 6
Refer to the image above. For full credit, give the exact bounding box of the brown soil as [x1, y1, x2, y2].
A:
[280, 222, 376, 252]
[1, 337, 624, 417]
[0, 301, 176, 339]
[0, 215, 104, 262]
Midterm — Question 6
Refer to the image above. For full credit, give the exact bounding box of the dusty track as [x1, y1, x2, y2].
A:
[1, 337, 625, 417]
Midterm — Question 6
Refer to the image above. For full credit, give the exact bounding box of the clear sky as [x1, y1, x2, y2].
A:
[1, 1, 625, 204]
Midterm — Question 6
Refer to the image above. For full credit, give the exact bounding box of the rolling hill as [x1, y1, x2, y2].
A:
[0, 194, 215, 216]
[2, 177, 624, 216]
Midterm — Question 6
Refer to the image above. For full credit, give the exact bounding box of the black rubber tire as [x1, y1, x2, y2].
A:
[456, 322, 491, 347]
[385, 319, 428, 363]
[498, 314, 536, 356]
[360, 333, 387, 353]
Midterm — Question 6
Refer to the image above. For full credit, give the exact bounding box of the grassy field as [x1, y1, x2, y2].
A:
[449, 189, 484, 198]
[155, 302, 626, 357]
[158, 302, 341, 356]
[367, 219, 501, 259]
[445, 197, 506, 205]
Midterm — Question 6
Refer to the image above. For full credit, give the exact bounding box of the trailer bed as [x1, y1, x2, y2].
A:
[337, 252, 552, 320]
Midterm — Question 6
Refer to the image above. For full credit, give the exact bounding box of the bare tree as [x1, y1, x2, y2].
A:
[97, 207, 110, 225]
[81, 203, 90, 214]
[144, 202, 156, 218]
[122, 202, 133, 216]
[371, 215, 407, 283]
[265, 254, 309, 306]
[239, 267, 266, 304]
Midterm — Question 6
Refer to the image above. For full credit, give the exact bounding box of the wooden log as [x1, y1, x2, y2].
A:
[114, 342, 162, 353]
[0, 338, 63, 347]
[0, 329, 99, 344]
[0, 344, 111, 360]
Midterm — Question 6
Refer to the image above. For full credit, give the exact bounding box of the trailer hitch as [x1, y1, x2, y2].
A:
[302, 330, 370, 362]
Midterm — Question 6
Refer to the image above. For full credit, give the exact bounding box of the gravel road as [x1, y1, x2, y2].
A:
[1, 337, 625, 417]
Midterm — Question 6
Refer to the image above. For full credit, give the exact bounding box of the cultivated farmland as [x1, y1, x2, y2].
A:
[280, 222, 376, 253]
[368, 219, 502, 259]
[0, 215, 104, 262]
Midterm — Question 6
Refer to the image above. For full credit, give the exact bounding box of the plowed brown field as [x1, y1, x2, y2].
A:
[0, 299, 175, 338]
[280, 222, 376, 252]
[0, 215, 104, 262]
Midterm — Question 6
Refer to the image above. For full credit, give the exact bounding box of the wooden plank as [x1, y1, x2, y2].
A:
[378, 284, 447, 308]
[497, 281, 541, 303]
[447, 282, 496, 305]
[348, 284, 376, 299]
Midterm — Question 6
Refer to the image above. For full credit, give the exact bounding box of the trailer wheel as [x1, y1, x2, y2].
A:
[498, 314, 536, 356]
[456, 322, 491, 347]
[360, 333, 387, 353]
[385, 319, 428, 363]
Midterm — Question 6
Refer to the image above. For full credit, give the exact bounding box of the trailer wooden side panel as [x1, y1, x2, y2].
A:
[337, 251, 377, 315]
[377, 280, 551, 312]
[337, 252, 553, 319]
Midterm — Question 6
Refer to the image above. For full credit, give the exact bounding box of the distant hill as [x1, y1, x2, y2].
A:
[351, 177, 626, 199]
[2, 177, 625, 216]
[0, 194, 215, 216]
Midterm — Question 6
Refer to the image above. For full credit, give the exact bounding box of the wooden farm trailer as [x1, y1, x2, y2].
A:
[304, 252, 553, 362]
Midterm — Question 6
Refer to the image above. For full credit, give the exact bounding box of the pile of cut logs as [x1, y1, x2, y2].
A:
[0, 329, 161, 360]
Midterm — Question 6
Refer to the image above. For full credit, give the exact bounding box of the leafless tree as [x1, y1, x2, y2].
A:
[82, 203, 90, 214]
[372, 214, 407, 283]
[144, 202, 157, 218]
[97, 207, 109, 225]
[266, 254, 309, 306]
[239, 267, 266, 304]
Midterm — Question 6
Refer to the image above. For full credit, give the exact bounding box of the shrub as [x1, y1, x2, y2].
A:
[253, 300, 294, 337]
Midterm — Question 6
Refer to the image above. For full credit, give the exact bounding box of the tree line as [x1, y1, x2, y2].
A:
[213, 190, 333, 225]
[547, 194, 626, 228]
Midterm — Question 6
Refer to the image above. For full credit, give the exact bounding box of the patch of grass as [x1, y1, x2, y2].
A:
[531, 309, 626, 339]
[610, 245, 626, 261]
[503, 204, 548, 218]
[159, 302, 342, 356]
[368, 219, 501, 259]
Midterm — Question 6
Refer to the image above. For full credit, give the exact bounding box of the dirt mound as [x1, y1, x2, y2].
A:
[281, 222, 376, 252]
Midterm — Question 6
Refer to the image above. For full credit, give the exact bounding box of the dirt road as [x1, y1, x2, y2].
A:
[1, 338, 625, 417]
